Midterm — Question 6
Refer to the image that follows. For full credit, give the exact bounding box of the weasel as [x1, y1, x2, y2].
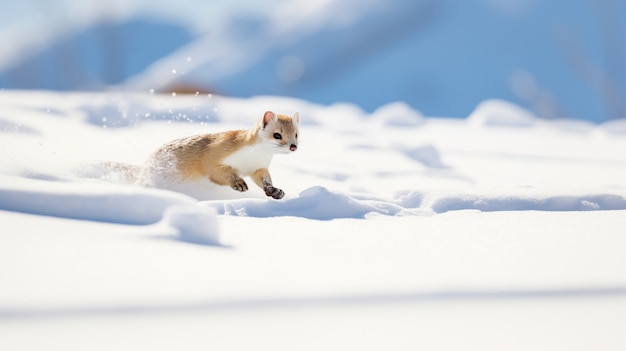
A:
[140, 110, 299, 199]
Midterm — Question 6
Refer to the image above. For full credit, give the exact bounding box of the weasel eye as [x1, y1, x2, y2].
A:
[295, 133, 298, 139]
[273, 133, 282, 140]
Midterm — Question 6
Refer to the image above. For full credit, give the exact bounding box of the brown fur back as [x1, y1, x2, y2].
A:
[151, 129, 257, 179]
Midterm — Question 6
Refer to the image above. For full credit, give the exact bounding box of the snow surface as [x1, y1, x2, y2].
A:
[1, 90, 626, 350]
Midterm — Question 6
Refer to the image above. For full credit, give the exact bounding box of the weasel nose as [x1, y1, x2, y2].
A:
[289, 144, 297, 151]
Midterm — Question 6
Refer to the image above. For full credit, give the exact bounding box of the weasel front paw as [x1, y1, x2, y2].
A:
[264, 185, 284, 199]
[231, 178, 248, 192]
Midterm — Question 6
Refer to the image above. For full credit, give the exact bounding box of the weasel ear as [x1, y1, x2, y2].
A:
[262, 111, 277, 129]
[292, 112, 300, 125]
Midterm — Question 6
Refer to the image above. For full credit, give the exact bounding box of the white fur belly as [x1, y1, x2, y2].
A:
[222, 145, 273, 176]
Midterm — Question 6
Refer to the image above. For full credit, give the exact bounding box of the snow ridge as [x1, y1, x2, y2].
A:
[204, 186, 626, 219]
[204, 186, 403, 220]
[0, 177, 195, 225]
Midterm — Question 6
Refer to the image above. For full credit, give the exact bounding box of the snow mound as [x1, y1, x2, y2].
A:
[162, 205, 221, 245]
[468, 99, 537, 127]
[598, 119, 626, 135]
[0, 177, 196, 225]
[426, 193, 626, 213]
[370, 101, 423, 127]
[204, 186, 402, 220]
[402, 145, 447, 168]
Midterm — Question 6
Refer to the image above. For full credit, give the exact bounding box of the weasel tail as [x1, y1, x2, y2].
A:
[140, 111, 299, 199]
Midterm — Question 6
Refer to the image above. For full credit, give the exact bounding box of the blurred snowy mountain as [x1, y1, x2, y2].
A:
[0, 0, 625, 122]
[0, 18, 194, 90]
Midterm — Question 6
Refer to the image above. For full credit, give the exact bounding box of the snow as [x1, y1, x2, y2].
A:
[162, 204, 221, 246]
[467, 99, 538, 127]
[0, 176, 196, 225]
[207, 186, 402, 220]
[1, 90, 626, 350]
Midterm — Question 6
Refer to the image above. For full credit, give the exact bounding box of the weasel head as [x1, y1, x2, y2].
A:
[257, 111, 300, 154]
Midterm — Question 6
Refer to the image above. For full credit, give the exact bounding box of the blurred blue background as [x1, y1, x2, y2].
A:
[0, 0, 624, 122]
